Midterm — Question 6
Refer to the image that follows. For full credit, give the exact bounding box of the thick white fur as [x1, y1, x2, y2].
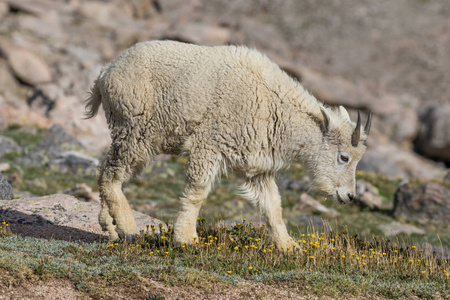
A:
[86, 41, 368, 248]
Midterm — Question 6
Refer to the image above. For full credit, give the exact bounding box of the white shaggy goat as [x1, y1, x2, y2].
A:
[86, 40, 371, 249]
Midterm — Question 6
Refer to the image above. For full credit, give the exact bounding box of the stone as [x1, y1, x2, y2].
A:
[0, 163, 10, 172]
[27, 83, 62, 117]
[393, 182, 450, 225]
[0, 194, 165, 242]
[415, 104, 450, 163]
[6, 0, 50, 16]
[0, 135, 22, 157]
[167, 22, 230, 46]
[17, 11, 65, 43]
[239, 19, 292, 59]
[5, 46, 52, 86]
[48, 150, 99, 174]
[297, 66, 375, 111]
[0, 59, 19, 93]
[278, 175, 310, 192]
[0, 172, 13, 200]
[354, 180, 383, 209]
[358, 143, 445, 180]
[16, 124, 85, 167]
[0, 2, 8, 19]
[0, 91, 51, 129]
[378, 221, 425, 236]
[296, 193, 339, 217]
[62, 183, 99, 202]
[378, 106, 419, 144]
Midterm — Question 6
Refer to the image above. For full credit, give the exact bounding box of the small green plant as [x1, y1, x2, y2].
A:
[147, 294, 165, 300]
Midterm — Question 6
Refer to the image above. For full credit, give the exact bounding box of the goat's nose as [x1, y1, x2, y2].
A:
[347, 193, 355, 202]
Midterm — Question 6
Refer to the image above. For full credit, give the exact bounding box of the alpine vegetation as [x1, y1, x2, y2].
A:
[85, 40, 371, 249]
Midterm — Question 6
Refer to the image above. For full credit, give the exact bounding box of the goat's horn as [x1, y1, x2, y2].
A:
[364, 111, 372, 136]
[351, 111, 361, 147]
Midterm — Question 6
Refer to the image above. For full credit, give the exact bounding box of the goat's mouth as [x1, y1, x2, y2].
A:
[335, 191, 346, 204]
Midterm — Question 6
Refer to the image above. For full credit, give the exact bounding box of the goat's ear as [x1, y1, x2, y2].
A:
[339, 106, 351, 122]
[319, 107, 331, 134]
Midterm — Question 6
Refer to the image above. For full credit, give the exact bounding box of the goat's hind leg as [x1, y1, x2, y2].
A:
[97, 133, 153, 241]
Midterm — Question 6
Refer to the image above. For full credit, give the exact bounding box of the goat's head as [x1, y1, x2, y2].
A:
[308, 106, 371, 204]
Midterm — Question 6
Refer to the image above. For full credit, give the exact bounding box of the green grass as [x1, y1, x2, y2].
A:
[4, 164, 97, 196]
[0, 220, 448, 299]
[0, 124, 47, 149]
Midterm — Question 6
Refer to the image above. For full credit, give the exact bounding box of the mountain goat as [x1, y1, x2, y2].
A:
[86, 40, 371, 249]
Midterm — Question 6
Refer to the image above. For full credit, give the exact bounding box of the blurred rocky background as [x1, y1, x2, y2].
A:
[0, 0, 449, 251]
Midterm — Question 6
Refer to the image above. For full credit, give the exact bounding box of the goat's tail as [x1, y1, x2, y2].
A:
[84, 79, 102, 119]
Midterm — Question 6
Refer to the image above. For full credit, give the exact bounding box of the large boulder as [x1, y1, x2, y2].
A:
[393, 182, 450, 225]
[358, 143, 446, 180]
[2, 45, 52, 86]
[415, 104, 450, 163]
[0, 194, 164, 242]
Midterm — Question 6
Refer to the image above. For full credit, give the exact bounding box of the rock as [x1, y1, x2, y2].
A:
[296, 193, 339, 217]
[12, 189, 35, 199]
[17, 11, 65, 44]
[0, 92, 51, 129]
[0, 59, 19, 93]
[378, 106, 419, 144]
[393, 182, 450, 225]
[16, 124, 85, 167]
[0, 194, 164, 242]
[0, 135, 22, 157]
[297, 66, 375, 110]
[4, 46, 52, 86]
[167, 22, 230, 46]
[62, 183, 99, 202]
[278, 175, 310, 192]
[0, 163, 10, 172]
[0, 172, 13, 200]
[378, 221, 425, 236]
[239, 19, 292, 59]
[27, 83, 62, 116]
[6, 0, 50, 16]
[48, 150, 99, 174]
[358, 143, 446, 180]
[0, 2, 8, 19]
[415, 104, 450, 163]
[354, 180, 383, 209]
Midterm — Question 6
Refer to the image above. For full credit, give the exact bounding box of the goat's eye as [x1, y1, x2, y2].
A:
[340, 155, 349, 163]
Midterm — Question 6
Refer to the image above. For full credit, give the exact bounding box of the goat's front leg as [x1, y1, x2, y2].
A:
[241, 174, 295, 251]
[174, 146, 221, 245]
